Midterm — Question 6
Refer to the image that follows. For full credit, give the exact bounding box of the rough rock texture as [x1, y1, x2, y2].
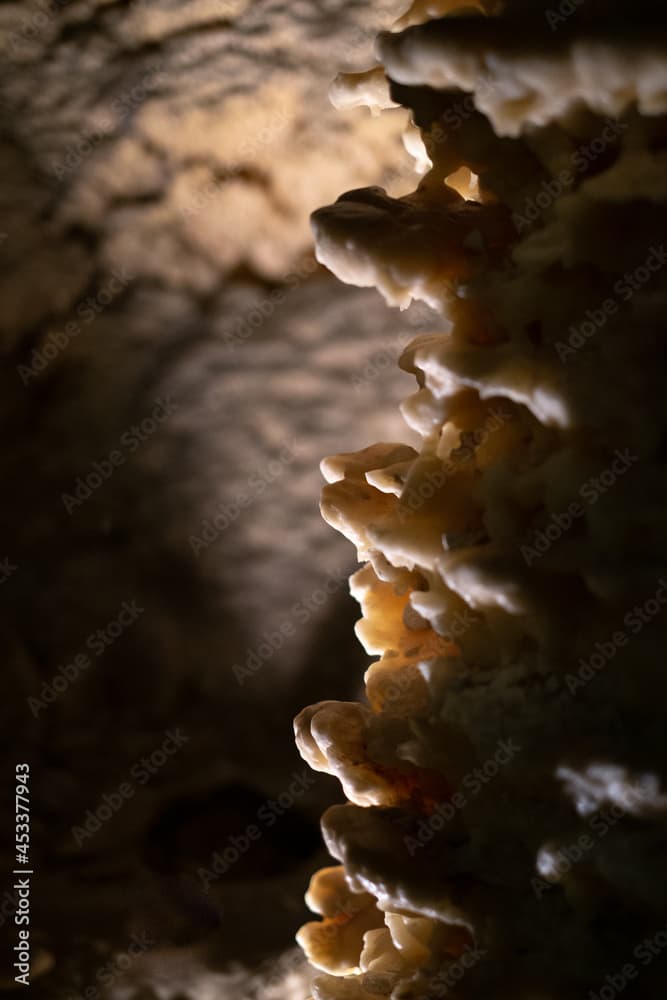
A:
[0, 1, 438, 996]
[296, 3, 667, 999]
[0, 0, 414, 336]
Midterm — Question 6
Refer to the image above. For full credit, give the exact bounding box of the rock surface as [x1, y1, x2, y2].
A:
[0, 1, 439, 996]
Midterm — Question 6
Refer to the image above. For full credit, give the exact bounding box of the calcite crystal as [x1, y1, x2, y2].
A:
[296, 2, 667, 998]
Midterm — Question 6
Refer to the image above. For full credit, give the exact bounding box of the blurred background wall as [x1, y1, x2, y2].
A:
[0, 1, 438, 996]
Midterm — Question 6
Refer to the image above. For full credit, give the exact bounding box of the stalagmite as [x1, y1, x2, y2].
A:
[296, 1, 667, 997]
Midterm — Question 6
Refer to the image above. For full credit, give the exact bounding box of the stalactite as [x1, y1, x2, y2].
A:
[296, 2, 667, 997]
